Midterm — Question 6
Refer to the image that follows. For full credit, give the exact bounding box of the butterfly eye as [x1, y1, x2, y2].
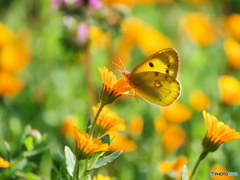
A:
[149, 62, 154, 67]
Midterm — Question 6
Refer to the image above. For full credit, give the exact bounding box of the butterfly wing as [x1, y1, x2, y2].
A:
[131, 48, 179, 79]
[129, 71, 181, 107]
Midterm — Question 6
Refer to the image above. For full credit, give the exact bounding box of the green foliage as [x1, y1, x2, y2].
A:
[88, 150, 123, 170]
[65, 146, 76, 177]
[181, 165, 188, 180]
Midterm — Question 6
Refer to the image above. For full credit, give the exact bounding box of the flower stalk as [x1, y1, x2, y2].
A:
[89, 102, 106, 137]
[189, 151, 208, 180]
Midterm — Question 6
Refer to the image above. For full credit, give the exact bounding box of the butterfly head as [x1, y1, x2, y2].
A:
[121, 70, 130, 81]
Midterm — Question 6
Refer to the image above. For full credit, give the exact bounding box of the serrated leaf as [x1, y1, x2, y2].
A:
[64, 146, 76, 177]
[181, 165, 188, 180]
[88, 150, 122, 170]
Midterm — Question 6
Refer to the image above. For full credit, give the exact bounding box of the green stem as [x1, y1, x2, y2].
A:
[190, 151, 208, 180]
[89, 102, 105, 137]
[73, 160, 80, 180]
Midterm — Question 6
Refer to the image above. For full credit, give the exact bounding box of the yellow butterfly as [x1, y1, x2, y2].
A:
[122, 48, 181, 107]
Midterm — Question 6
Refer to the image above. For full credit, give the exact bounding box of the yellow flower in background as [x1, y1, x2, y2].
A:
[89, 26, 110, 49]
[218, 75, 240, 105]
[0, 23, 13, 47]
[121, 17, 172, 55]
[182, 0, 209, 4]
[99, 67, 134, 105]
[109, 132, 137, 153]
[189, 90, 211, 111]
[0, 157, 11, 168]
[92, 104, 125, 136]
[74, 128, 109, 160]
[93, 174, 112, 180]
[139, 0, 173, 3]
[158, 156, 188, 180]
[202, 111, 240, 152]
[162, 125, 186, 154]
[128, 115, 144, 137]
[0, 37, 31, 73]
[180, 13, 216, 46]
[154, 117, 168, 133]
[224, 38, 240, 68]
[211, 165, 234, 180]
[103, 0, 137, 7]
[61, 115, 78, 136]
[227, 13, 240, 40]
[161, 102, 192, 123]
[0, 71, 24, 97]
[114, 37, 134, 67]
[103, 0, 173, 8]
[0, 23, 31, 97]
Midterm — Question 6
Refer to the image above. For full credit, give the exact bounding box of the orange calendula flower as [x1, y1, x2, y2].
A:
[114, 37, 134, 67]
[74, 128, 109, 160]
[154, 117, 168, 133]
[189, 90, 211, 111]
[109, 132, 137, 153]
[0, 157, 11, 168]
[103, 0, 172, 8]
[99, 67, 133, 105]
[180, 13, 216, 46]
[128, 115, 144, 137]
[0, 71, 24, 97]
[0, 23, 31, 97]
[92, 104, 125, 137]
[0, 23, 13, 47]
[158, 156, 188, 180]
[0, 37, 31, 73]
[202, 111, 240, 152]
[224, 38, 240, 68]
[218, 75, 240, 105]
[162, 125, 186, 154]
[211, 165, 234, 180]
[93, 174, 112, 180]
[61, 115, 78, 136]
[161, 102, 192, 123]
[227, 13, 240, 40]
[121, 17, 172, 55]
[182, 0, 209, 4]
[89, 26, 110, 49]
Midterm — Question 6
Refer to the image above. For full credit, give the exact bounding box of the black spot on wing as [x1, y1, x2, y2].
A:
[149, 62, 154, 67]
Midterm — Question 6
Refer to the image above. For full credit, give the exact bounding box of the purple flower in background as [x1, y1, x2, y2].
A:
[74, 0, 82, 6]
[77, 22, 89, 45]
[51, 0, 65, 10]
[88, 0, 102, 9]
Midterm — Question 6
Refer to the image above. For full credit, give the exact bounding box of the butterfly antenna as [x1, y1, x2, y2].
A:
[112, 61, 123, 73]
[118, 58, 126, 71]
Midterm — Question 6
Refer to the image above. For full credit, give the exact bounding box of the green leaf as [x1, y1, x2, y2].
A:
[88, 150, 122, 170]
[64, 146, 76, 177]
[24, 136, 34, 151]
[23, 146, 48, 157]
[99, 134, 111, 145]
[181, 165, 188, 180]
[25, 172, 42, 180]
[4, 141, 11, 155]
